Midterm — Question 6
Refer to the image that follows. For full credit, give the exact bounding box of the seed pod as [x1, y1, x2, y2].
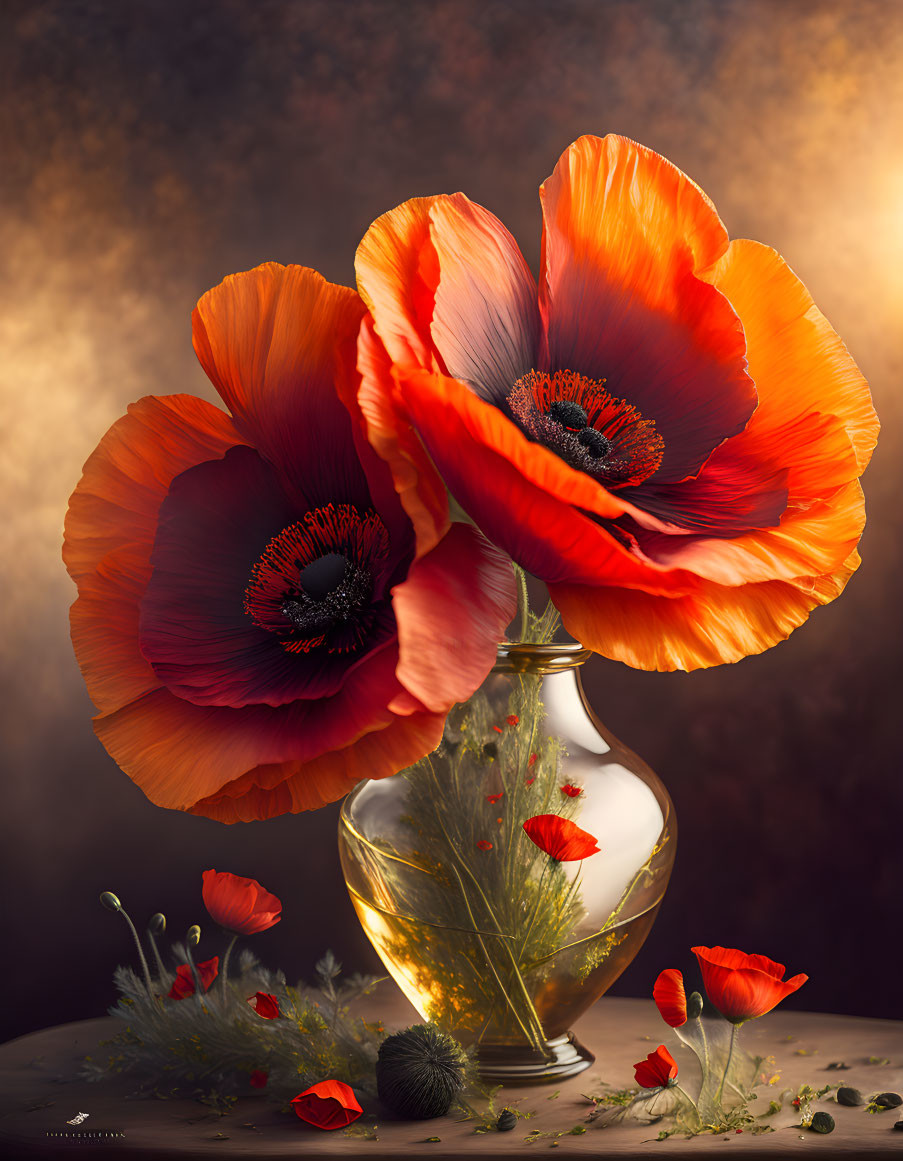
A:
[376, 1024, 467, 1120]
[809, 1112, 835, 1134]
[686, 991, 704, 1019]
[99, 891, 122, 912]
[836, 1086, 863, 1107]
[148, 913, 166, 934]
[875, 1092, 903, 1109]
[497, 1109, 517, 1132]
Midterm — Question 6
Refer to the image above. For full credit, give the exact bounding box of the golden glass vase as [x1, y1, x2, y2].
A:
[339, 644, 676, 1083]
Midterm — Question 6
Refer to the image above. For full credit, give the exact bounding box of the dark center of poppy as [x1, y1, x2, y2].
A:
[244, 504, 389, 654]
[507, 369, 665, 488]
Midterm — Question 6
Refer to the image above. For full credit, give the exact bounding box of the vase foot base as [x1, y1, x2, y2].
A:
[476, 1031, 594, 1085]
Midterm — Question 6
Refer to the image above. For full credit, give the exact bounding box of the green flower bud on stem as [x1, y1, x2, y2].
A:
[187, 925, 201, 947]
[146, 914, 168, 984]
[99, 891, 153, 999]
[687, 991, 704, 1019]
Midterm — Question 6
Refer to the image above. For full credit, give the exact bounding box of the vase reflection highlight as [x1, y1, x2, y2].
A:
[339, 644, 676, 1083]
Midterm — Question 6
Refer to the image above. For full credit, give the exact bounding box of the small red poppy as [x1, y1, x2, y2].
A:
[506, 715, 519, 726]
[476, 839, 493, 850]
[492, 725, 503, 733]
[528, 753, 537, 767]
[248, 991, 281, 1019]
[522, 814, 600, 861]
[496, 817, 503, 824]
[634, 1045, 678, 1089]
[525, 777, 535, 786]
[291, 1080, 362, 1130]
[168, 956, 219, 1000]
[202, 869, 282, 936]
[692, 945, 808, 1024]
[486, 792, 504, 804]
[560, 783, 583, 797]
[653, 968, 688, 1028]
[249, 1069, 268, 1088]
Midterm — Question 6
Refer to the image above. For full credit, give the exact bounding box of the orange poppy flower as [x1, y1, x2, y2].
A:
[634, 1045, 679, 1089]
[63, 263, 515, 821]
[355, 134, 878, 670]
[291, 1079, 363, 1129]
[692, 945, 807, 1024]
[202, 869, 282, 935]
[653, 967, 688, 1028]
[522, 814, 600, 861]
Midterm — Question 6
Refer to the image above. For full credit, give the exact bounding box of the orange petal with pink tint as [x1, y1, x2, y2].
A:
[551, 550, 859, 672]
[540, 134, 756, 483]
[192, 263, 366, 488]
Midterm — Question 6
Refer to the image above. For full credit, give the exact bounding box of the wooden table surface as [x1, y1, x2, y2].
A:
[1, 987, 901, 1159]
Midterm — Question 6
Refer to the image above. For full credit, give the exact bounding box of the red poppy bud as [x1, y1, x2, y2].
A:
[291, 1080, 362, 1130]
[560, 783, 583, 797]
[250, 1069, 268, 1088]
[522, 814, 600, 861]
[168, 956, 219, 1000]
[634, 1045, 678, 1089]
[476, 839, 493, 850]
[202, 869, 282, 936]
[248, 991, 281, 1019]
[692, 945, 808, 1024]
[653, 968, 688, 1028]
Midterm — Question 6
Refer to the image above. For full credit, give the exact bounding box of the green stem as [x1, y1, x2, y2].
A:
[446, 863, 537, 1048]
[515, 565, 530, 643]
[184, 939, 205, 998]
[673, 1082, 703, 1128]
[426, 758, 548, 1054]
[117, 907, 154, 998]
[220, 933, 238, 998]
[716, 1023, 740, 1106]
[516, 858, 551, 964]
[146, 929, 169, 985]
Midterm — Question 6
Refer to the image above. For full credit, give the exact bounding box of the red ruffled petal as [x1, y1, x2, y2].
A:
[391, 522, 516, 712]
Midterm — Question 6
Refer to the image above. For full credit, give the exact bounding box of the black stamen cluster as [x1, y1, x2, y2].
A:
[547, 401, 611, 460]
[282, 556, 372, 637]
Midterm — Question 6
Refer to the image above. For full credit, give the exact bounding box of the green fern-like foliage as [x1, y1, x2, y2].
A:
[81, 948, 386, 1104]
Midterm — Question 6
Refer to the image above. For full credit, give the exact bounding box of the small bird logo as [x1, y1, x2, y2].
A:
[66, 1112, 89, 1126]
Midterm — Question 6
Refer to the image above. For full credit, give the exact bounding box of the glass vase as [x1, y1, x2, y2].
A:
[338, 643, 676, 1083]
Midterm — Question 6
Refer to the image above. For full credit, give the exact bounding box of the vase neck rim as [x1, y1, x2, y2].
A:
[493, 642, 591, 674]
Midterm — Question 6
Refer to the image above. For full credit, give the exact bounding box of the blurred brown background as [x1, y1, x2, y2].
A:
[2, 0, 901, 1044]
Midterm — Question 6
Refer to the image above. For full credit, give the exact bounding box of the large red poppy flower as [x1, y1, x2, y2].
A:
[63, 264, 515, 821]
[692, 945, 807, 1024]
[634, 1045, 678, 1089]
[522, 814, 600, 861]
[355, 135, 878, 670]
[202, 869, 282, 935]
